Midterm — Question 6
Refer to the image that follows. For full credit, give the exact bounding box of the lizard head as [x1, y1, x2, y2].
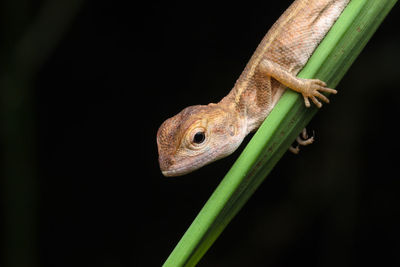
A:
[157, 103, 246, 177]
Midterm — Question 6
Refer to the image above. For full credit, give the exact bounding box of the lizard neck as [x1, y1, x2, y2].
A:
[218, 91, 249, 136]
[221, 75, 277, 135]
[218, 84, 267, 136]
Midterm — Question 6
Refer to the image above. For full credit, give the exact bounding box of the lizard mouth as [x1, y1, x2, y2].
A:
[160, 146, 228, 177]
[161, 155, 214, 177]
[162, 168, 192, 177]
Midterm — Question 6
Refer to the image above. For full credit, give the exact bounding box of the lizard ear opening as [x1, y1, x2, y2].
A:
[228, 125, 236, 136]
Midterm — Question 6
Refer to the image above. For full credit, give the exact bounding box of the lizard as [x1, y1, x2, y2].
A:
[157, 0, 350, 177]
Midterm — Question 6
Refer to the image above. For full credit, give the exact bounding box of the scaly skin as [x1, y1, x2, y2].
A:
[157, 0, 349, 177]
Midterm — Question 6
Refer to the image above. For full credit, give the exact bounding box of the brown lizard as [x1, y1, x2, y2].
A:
[157, 0, 350, 177]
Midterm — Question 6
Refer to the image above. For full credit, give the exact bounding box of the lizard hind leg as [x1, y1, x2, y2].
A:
[289, 128, 314, 154]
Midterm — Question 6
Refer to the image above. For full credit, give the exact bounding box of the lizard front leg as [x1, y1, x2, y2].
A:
[259, 59, 337, 108]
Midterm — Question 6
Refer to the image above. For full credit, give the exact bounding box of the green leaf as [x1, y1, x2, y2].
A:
[163, 0, 397, 266]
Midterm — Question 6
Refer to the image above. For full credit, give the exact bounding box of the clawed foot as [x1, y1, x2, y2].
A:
[289, 128, 314, 154]
[300, 79, 337, 108]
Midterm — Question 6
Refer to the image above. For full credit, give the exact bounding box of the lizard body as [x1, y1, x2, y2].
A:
[157, 0, 349, 177]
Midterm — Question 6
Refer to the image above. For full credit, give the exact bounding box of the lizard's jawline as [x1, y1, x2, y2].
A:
[161, 142, 239, 177]
[161, 150, 223, 177]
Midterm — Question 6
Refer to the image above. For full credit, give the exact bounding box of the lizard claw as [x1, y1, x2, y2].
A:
[301, 79, 337, 108]
[289, 128, 314, 154]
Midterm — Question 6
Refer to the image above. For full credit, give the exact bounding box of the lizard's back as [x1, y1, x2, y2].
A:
[231, 0, 349, 117]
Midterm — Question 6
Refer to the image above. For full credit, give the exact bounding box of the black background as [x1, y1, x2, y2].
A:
[1, 1, 400, 266]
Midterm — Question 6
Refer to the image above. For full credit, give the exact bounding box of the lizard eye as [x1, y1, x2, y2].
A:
[193, 131, 205, 144]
